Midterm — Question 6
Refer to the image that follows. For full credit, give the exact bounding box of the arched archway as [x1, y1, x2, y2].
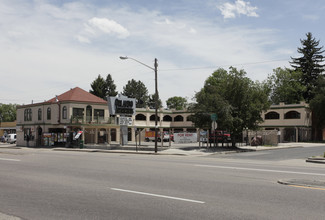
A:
[174, 115, 184, 122]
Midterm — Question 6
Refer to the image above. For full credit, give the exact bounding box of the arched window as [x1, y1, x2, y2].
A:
[174, 115, 184, 122]
[265, 111, 280, 120]
[150, 115, 160, 121]
[135, 114, 146, 121]
[62, 106, 67, 119]
[47, 107, 51, 120]
[284, 111, 300, 119]
[24, 108, 32, 121]
[163, 115, 172, 122]
[38, 108, 42, 121]
[86, 105, 92, 122]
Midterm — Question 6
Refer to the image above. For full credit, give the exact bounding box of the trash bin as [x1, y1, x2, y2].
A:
[79, 140, 84, 149]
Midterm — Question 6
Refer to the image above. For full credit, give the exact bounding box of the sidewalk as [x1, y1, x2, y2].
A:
[51, 141, 325, 157]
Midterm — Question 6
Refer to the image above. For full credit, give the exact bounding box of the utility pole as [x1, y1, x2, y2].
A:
[154, 58, 158, 153]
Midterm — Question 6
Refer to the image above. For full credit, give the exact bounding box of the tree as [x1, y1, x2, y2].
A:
[122, 79, 149, 108]
[0, 104, 17, 122]
[89, 75, 107, 99]
[267, 67, 306, 104]
[309, 76, 325, 141]
[166, 96, 188, 110]
[190, 67, 270, 146]
[147, 94, 162, 109]
[290, 32, 325, 102]
[105, 74, 118, 97]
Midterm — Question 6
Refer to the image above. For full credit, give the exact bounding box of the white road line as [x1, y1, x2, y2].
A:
[195, 164, 325, 176]
[0, 157, 21, 162]
[111, 188, 205, 204]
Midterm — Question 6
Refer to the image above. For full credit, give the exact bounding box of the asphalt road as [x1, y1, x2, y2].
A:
[0, 145, 325, 220]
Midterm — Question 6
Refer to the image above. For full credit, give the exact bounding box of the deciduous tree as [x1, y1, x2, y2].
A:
[166, 96, 188, 110]
[267, 67, 306, 104]
[122, 79, 149, 108]
[190, 67, 270, 146]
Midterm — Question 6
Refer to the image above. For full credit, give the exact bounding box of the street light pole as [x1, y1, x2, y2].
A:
[120, 56, 159, 153]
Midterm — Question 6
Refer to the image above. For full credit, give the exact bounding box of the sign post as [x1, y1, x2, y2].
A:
[211, 114, 218, 147]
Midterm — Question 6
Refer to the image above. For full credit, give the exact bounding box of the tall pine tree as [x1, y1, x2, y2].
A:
[105, 74, 118, 97]
[89, 75, 106, 99]
[290, 32, 325, 102]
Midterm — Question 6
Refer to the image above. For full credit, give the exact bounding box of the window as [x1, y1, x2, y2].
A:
[150, 115, 160, 121]
[47, 107, 51, 120]
[38, 108, 42, 121]
[62, 106, 67, 119]
[163, 115, 172, 122]
[174, 115, 184, 122]
[265, 111, 280, 120]
[94, 109, 104, 120]
[284, 111, 301, 119]
[73, 108, 84, 117]
[24, 108, 32, 121]
[135, 114, 146, 121]
[187, 116, 193, 122]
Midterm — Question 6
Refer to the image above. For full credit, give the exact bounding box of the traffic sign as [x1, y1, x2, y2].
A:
[211, 113, 218, 121]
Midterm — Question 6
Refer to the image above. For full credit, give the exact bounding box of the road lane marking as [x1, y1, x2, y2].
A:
[290, 185, 325, 191]
[195, 164, 325, 176]
[110, 188, 205, 204]
[0, 157, 20, 162]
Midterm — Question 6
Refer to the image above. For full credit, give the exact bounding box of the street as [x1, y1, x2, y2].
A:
[0, 144, 325, 220]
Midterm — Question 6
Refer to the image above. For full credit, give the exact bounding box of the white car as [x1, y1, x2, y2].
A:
[7, 134, 16, 144]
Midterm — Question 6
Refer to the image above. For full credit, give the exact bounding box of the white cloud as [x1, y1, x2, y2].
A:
[219, 0, 259, 19]
[87, 17, 130, 39]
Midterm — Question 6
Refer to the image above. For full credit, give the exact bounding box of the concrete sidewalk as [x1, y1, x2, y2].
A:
[51, 142, 325, 157]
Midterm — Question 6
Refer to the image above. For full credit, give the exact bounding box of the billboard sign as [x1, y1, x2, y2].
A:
[107, 94, 136, 116]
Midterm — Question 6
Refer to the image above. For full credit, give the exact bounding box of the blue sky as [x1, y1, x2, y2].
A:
[1, 0, 325, 106]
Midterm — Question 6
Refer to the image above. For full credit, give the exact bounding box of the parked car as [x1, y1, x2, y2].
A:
[7, 134, 16, 144]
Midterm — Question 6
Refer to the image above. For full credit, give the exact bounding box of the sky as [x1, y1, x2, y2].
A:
[1, 0, 325, 106]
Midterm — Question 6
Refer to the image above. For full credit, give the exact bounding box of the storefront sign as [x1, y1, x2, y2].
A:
[174, 133, 197, 143]
[119, 116, 133, 126]
[107, 94, 136, 116]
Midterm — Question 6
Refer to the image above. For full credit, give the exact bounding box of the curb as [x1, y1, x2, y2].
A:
[52, 148, 188, 156]
[306, 157, 325, 164]
[278, 179, 325, 188]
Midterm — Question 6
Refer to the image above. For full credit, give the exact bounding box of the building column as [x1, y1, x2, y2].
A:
[95, 128, 98, 144]
[107, 128, 111, 144]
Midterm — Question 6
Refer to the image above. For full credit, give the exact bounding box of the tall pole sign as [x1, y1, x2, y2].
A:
[108, 94, 136, 146]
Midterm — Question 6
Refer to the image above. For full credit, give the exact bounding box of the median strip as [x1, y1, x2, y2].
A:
[111, 188, 205, 204]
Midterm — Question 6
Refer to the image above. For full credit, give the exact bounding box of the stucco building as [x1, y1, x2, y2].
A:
[16, 87, 197, 147]
[259, 102, 312, 142]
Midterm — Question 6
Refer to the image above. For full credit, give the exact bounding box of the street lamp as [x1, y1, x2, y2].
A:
[120, 56, 159, 153]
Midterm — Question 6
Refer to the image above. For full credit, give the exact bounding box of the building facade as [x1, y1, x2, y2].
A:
[16, 87, 197, 147]
[259, 102, 312, 142]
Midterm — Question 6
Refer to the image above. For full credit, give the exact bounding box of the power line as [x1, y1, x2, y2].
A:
[159, 58, 289, 72]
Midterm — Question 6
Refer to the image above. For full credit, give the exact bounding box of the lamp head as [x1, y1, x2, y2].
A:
[119, 56, 128, 60]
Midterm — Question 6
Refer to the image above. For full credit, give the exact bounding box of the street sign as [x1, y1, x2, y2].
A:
[119, 116, 133, 126]
[211, 113, 218, 121]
